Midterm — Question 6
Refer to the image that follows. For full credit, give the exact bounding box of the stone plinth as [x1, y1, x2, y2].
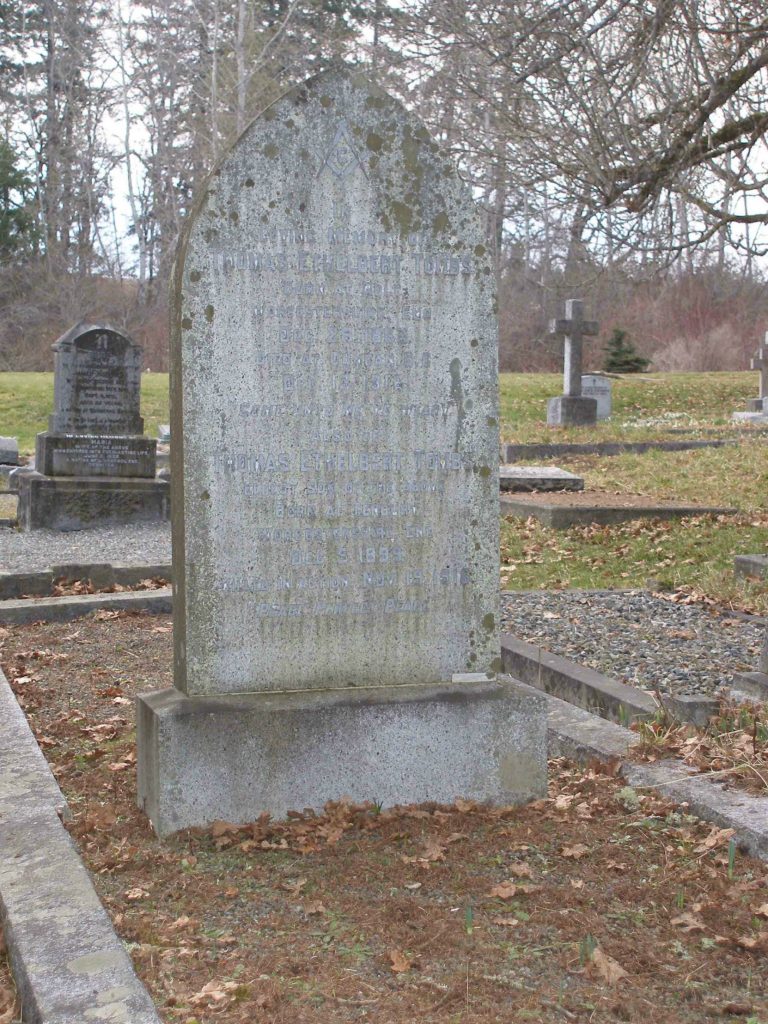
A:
[137, 678, 547, 837]
[16, 472, 169, 531]
[746, 398, 767, 412]
[36, 434, 157, 478]
[547, 395, 598, 427]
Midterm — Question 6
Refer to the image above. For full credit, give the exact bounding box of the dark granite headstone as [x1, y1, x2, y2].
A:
[36, 324, 155, 478]
[18, 323, 169, 530]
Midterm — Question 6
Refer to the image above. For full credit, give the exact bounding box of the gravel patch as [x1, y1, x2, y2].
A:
[501, 589, 765, 697]
[0, 522, 171, 573]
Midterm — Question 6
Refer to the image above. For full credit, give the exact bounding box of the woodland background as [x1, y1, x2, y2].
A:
[0, 0, 767, 372]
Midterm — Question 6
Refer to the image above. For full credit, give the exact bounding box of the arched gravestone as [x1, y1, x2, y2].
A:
[137, 70, 546, 836]
[36, 323, 154, 479]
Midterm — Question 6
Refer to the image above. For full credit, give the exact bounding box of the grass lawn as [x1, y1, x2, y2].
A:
[499, 371, 757, 442]
[0, 370, 759, 454]
[0, 372, 169, 453]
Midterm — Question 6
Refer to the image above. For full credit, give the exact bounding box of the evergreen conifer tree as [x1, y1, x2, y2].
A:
[602, 329, 650, 373]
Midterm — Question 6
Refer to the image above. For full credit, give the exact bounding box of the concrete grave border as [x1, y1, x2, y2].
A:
[502, 439, 730, 461]
[545, 689, 768, 861]
[0, 587, 172, 625]
[501, 634, 719, 727]
[0, 667, 162, 1023]
[500, 495, 736, 529]
[0, 561, 172, 600]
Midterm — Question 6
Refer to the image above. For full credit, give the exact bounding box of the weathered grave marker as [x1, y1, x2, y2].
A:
[733, 331, 768, 423]
[748, 334, 768, 411]
[137, 69, 546, 836]
[16, 324, 169, 530]
[0, 438, 19, 465]
[580, 374, 612, 420]
[547, 300, 599, 426]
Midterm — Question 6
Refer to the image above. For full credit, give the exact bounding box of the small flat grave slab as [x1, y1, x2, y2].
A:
[732, 410, 768, 425]
[734, 554, 768, 579]
[500, 490, 736, 529]
[499, 465, 584, 493]
[0, 436, 19, 465]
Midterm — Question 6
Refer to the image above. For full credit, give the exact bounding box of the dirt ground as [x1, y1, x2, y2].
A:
[1, 611, 768, 1024]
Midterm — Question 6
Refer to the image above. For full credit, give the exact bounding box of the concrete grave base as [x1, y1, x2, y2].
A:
[137, 678, 547, 838]
[546, 395, 597, 427]
[16, 471, 170, 531]
[36, 432, 157, 478]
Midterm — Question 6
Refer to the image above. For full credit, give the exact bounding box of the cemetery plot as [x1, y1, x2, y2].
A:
[2, 613, 768, 1024]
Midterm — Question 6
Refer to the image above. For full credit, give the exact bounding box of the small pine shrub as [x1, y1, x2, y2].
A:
[603, 329, 651, 373]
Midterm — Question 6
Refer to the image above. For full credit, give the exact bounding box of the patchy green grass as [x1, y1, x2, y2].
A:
[572, 443, 768, 511]
[500, 371, 757, 442]
[501, 512, 768, 613]
[0, 370, 758, 453]
[0, 372, 169, 453]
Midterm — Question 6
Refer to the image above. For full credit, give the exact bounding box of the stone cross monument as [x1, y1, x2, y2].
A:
[136, 69, 546, 837]
[547, 299, 599, 426]
[748, 333, 768, 411]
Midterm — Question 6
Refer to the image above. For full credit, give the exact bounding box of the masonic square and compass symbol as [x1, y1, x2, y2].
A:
[319, 120, 367, 179]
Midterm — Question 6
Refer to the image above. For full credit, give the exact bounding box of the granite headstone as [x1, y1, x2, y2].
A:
[36, 324, 155, 478]
[580, 375, 612, 420]
[17, 324, 169, 530]
[137, 69, 546, 836]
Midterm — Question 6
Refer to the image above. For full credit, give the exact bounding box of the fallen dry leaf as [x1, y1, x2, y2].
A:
[590, 947, 628, 986]
[489, 881, 518, 900]
[280, 877, 308, 897]
[671, 912, 706, 933]
[491, 916, 519, 927]
[561, 843, 590, 860]
[389, 949, 413, 973]
[693, 827, 735, 854]
[508, 862, 533, 878]
[736, 932, 768, 951]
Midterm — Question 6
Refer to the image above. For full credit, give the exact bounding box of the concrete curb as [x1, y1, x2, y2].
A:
[541, 689, 768, 861]
[0, 668, 162, 1023]
[501, 633, 719, 727]
[500, 495, 737, 529]
[502, 439, 730, 461]
[0, 588, 172, 625]
[0, 562, 172, 600]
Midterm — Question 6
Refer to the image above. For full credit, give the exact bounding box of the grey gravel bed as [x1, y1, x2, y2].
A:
[0, 522, 171, 573]
[501, 589, 765, 697]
